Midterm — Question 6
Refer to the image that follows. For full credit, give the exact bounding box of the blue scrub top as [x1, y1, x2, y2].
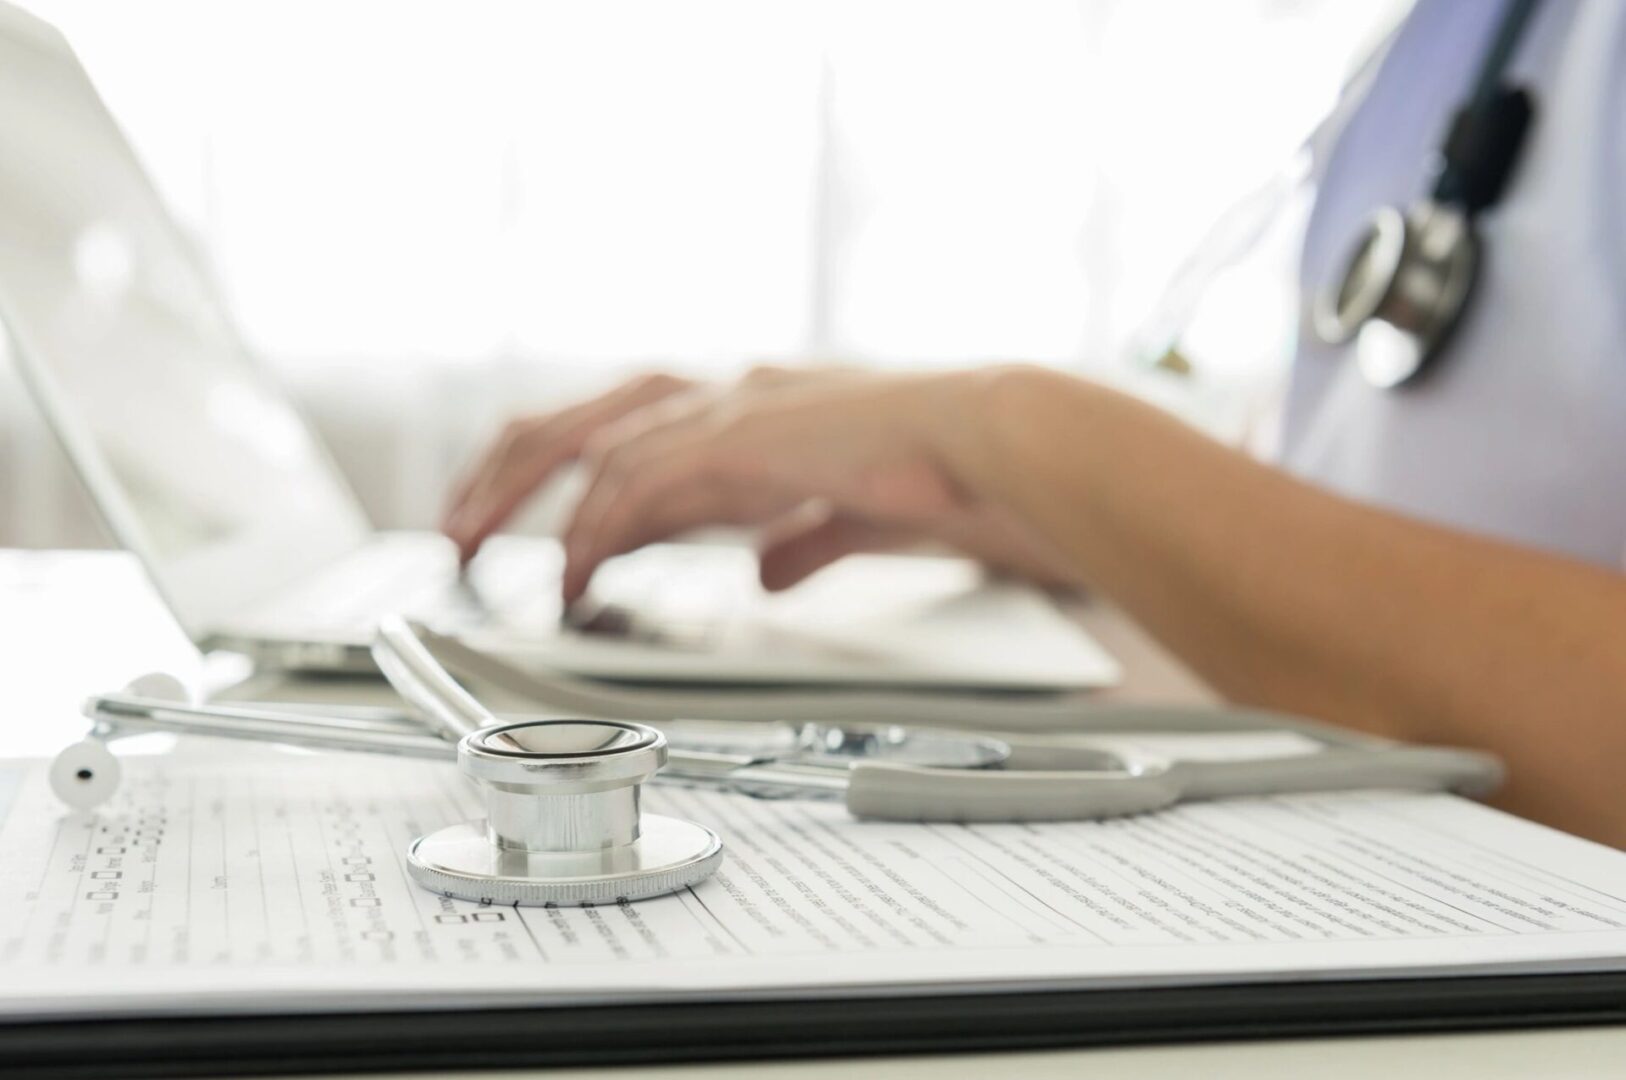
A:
[1279, 0, 1626, 567]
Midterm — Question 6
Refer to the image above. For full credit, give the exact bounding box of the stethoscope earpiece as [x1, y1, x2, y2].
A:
[51, 672, 187, 812]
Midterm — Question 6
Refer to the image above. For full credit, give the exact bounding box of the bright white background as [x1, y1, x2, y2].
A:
[0, 0, 1405, 547]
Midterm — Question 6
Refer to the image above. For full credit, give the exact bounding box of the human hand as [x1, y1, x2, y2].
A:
[441, 372, 699, 562]
[559, 365, 1080, 604]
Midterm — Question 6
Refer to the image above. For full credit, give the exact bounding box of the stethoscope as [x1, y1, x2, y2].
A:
[52, 617, 1503, 907]
[1315, 0, 1543, 388]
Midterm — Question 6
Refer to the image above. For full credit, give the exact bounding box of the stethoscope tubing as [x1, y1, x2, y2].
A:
[79, 689, 1504, 823]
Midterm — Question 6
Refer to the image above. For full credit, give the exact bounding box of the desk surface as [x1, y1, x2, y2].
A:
[6, 549, 1623, 1079]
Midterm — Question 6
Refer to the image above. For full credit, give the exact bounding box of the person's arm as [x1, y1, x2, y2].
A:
[954, 366, 1626, 845]
[554, 363, 1626, 845]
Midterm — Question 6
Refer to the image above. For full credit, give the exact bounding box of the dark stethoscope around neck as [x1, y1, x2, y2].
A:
[1314, 0, 1544, 390]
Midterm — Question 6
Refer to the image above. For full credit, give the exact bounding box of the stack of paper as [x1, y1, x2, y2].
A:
[2, 735, 1624, 1019]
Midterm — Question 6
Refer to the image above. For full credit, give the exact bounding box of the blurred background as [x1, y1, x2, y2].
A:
[0, 0, 1405, 549]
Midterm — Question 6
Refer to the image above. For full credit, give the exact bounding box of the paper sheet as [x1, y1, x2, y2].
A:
[2, 737, 1625, 1018]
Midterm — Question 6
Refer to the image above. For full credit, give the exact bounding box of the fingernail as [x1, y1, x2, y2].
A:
[560, 540, 580, 597]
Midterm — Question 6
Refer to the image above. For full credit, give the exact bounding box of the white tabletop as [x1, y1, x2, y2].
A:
[301, 1028, 1626, 1080]
[5, 549, 1622, 1079]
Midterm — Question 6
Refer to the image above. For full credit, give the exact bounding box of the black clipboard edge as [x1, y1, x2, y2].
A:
[5, 972, 1626, 1079]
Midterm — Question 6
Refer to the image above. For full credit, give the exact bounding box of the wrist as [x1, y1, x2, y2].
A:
[926, 364, 1102, 496]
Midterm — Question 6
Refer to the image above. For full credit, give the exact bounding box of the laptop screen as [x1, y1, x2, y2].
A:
[0, 6, 369, 637]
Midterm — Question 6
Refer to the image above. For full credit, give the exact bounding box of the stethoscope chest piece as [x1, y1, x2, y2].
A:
[1314, 201, 1480, 389]
[407, 719, 723, 906]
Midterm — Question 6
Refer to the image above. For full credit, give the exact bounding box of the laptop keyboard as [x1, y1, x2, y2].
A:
[561, 546, 758, 650]
[253, 538, 489, 638]
[255, 537, 748, 648]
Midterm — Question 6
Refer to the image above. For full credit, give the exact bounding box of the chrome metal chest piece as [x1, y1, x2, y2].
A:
[1313, 0, 1542, 389]
[1314, 201, 1480, 389]
[407, 719, 723, 906]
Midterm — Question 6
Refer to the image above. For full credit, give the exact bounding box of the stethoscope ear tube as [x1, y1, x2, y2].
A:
[61, 619, 1508, 836]
[844, 761, 1183, 822]
[842, 743, 1504, 824]
[372, 615, 498, 740]
[1171, 745, 1504, 801]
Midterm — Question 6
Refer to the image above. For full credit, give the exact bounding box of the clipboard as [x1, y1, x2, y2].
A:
[5, 971, 1626, 1078]
[8, 748, 1626, 1080]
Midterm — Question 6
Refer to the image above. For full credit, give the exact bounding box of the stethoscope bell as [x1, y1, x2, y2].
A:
[407, 719, 724, 906]
[1313, 201, 1480, 389]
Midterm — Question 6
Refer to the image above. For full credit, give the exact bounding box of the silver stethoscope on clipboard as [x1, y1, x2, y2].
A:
[53, 617, 1502, 908]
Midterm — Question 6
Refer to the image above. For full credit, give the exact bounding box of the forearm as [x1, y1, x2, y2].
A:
[947, 367, 1626, 844]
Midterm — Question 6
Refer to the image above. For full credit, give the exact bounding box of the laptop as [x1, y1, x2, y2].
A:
[0, 3, 1119, 691]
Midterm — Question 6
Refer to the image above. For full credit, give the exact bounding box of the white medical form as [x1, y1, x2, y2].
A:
[1, 737, 1625, 1018]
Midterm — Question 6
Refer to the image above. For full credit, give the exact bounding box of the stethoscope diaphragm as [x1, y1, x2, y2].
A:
[406, 719, 723, 906]
[1314, 200, 1480, 389]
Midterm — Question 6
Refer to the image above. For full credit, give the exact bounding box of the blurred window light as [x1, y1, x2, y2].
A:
[17, 0, 1406, 373]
